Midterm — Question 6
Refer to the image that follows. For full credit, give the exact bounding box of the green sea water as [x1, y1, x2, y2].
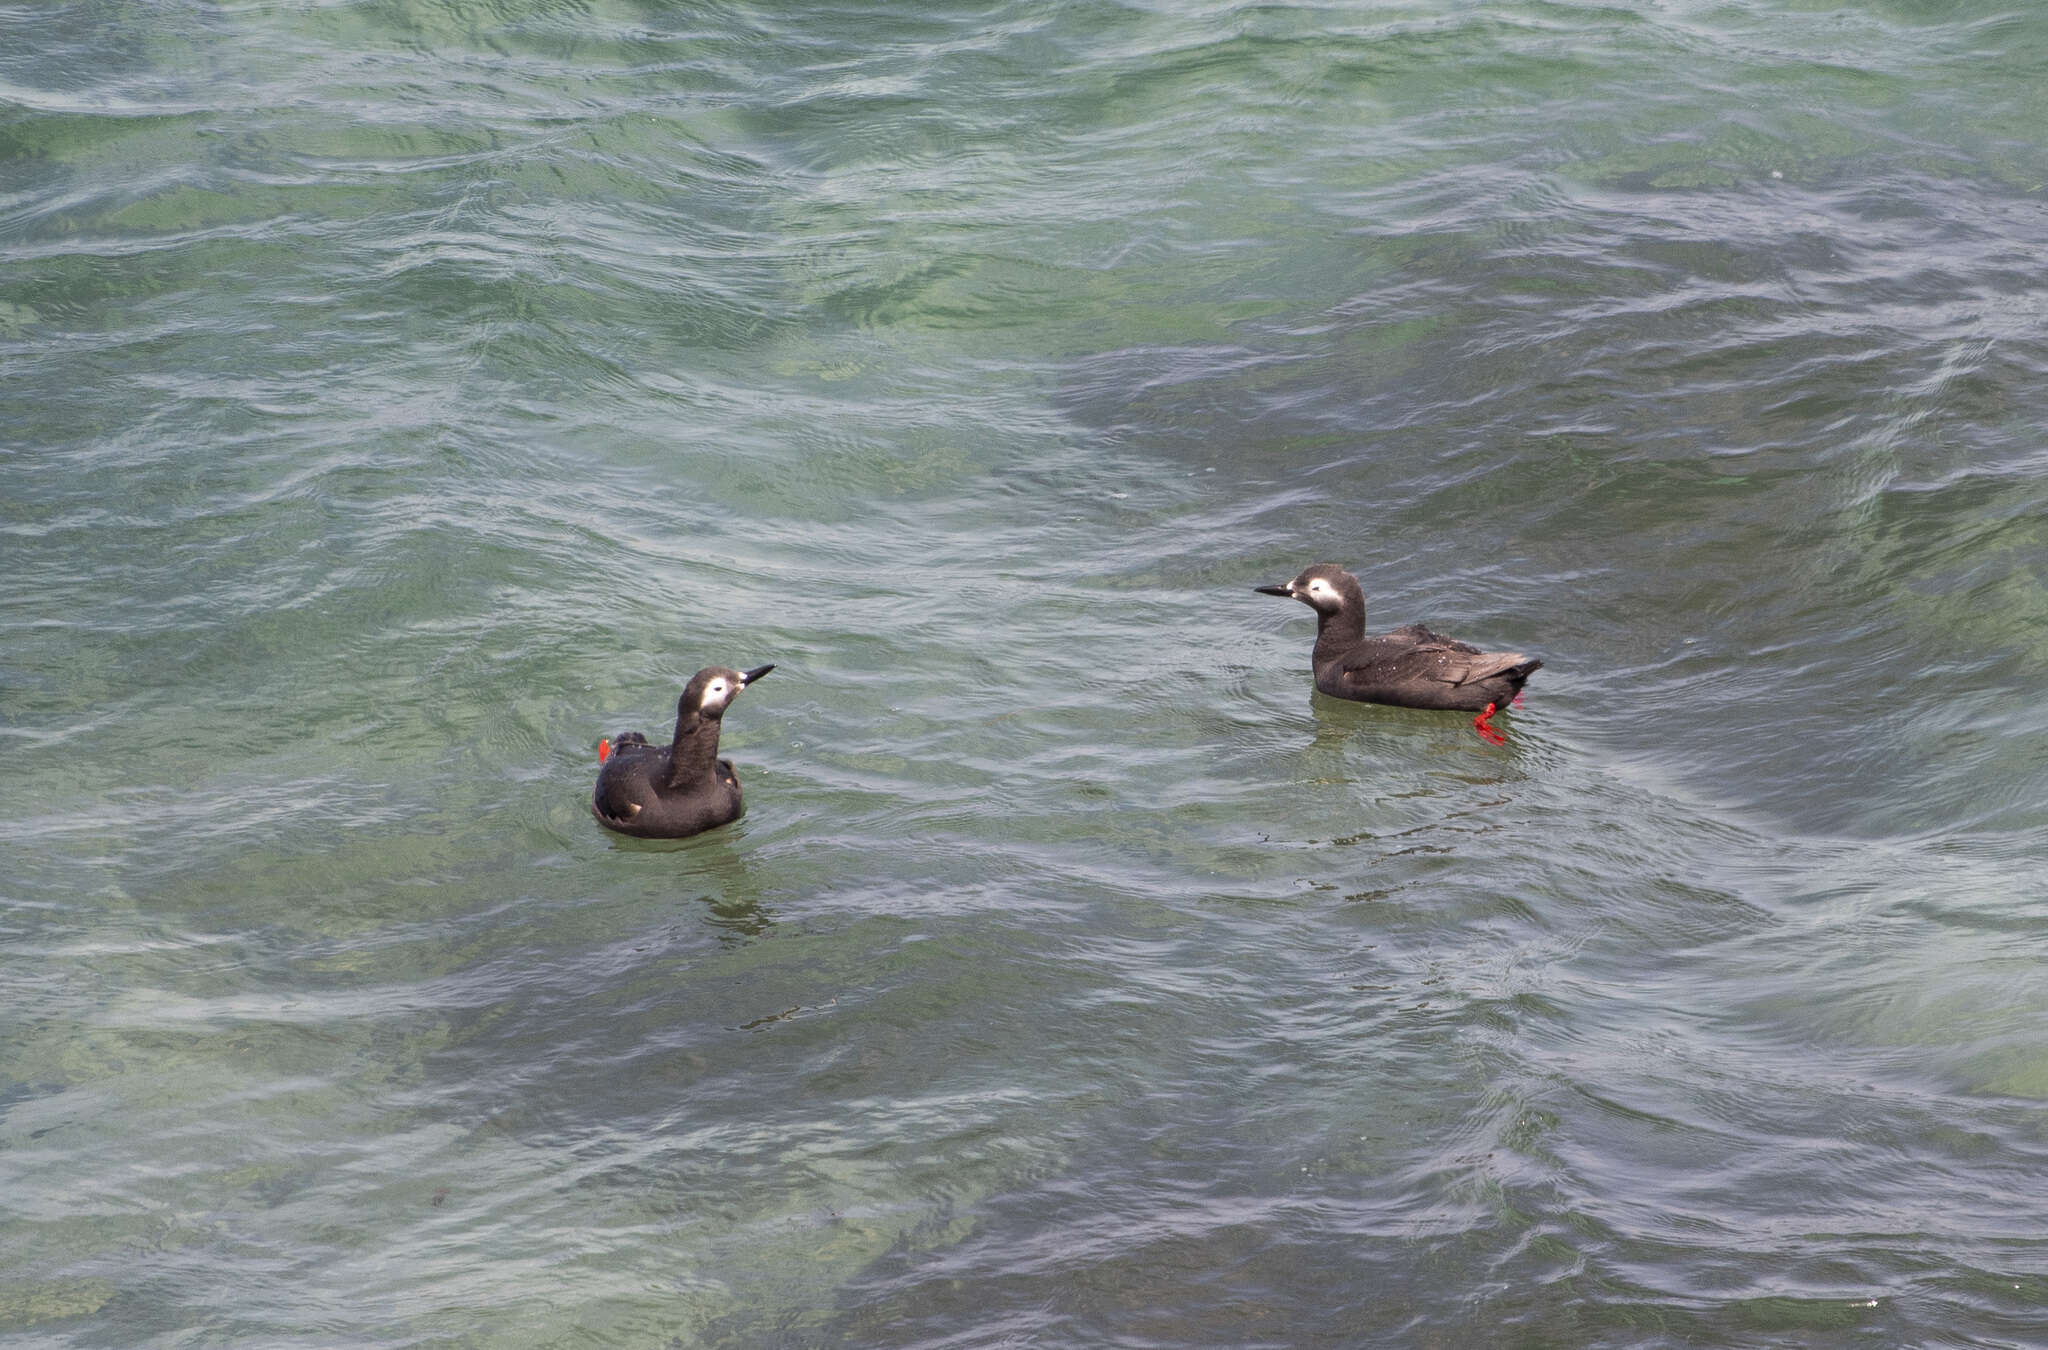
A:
[5, 1, 2047, 1345]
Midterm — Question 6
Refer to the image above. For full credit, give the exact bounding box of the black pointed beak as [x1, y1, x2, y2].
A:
[740, 664, 775, 686]
[1252, 584, 1294, 597]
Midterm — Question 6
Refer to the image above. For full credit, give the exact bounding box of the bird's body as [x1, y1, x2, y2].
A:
[1256, 564, 1539, 735]
[591, 664, 773, 839]
[1307, 619, 1538, 711]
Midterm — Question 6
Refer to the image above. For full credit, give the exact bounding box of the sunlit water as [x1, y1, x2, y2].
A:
[5, 1, 2047, 1344]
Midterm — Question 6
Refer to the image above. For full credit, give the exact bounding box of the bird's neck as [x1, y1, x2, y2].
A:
[1313, 607, 1366, 664]
[665, 712, 722, 788]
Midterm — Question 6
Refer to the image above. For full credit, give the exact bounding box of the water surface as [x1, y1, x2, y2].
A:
[5, 1, 2047, 1345]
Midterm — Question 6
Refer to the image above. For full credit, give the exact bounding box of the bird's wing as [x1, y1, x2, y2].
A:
[1440, 649, 1536, 687]
[1333, 638, 1469, 691]
[1381, 622, 1480, 655]
[1334, 637, 1531, 691]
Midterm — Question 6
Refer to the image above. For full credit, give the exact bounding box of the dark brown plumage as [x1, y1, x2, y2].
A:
[1255, 564, 1539, 731]
[591, 664, 774, 838]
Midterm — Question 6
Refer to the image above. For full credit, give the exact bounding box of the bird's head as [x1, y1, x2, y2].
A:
[680, 663, 775, 720]
[1253, 563, 1363, 617]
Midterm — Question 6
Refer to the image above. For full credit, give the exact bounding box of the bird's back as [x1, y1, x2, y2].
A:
[590, 737, 744, 838]
[1315, 626, 1540, 711]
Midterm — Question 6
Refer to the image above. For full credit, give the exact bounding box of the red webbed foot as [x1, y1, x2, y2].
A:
[1473, 701, 1508, 745]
